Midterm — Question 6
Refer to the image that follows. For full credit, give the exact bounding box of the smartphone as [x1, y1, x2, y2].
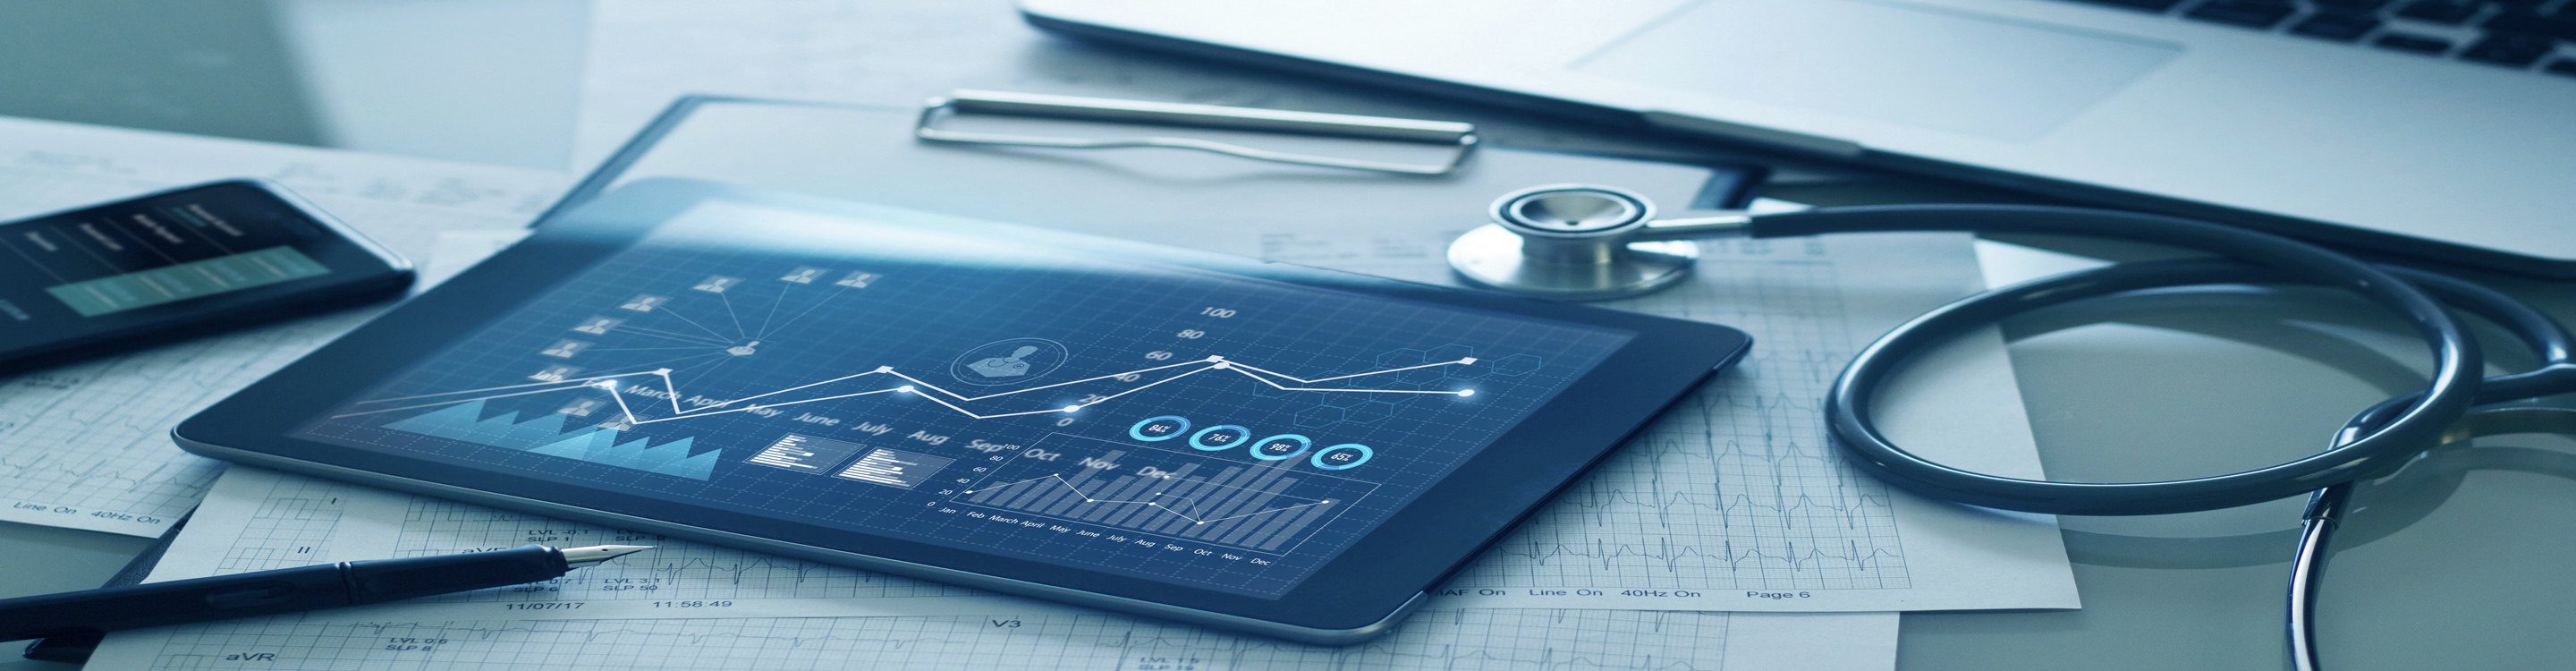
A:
[0, 179, 411, 372]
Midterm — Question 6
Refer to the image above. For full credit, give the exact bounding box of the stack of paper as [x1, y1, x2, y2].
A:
[84, 467, 1897, 670]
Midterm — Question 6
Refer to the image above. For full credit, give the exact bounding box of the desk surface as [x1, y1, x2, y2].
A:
[3, 2, 2572, 669]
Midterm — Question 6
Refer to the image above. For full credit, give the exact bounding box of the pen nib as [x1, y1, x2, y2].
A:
[560, 544, 653, 569]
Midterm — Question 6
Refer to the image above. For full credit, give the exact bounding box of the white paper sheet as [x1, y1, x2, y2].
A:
[134, 466, 1017, 622]
[0, 115, 566, 536]
[87, 609, 1894, 671]
[419, 229, 534, 288]
[1237, 214, 2080, 612]
[86, 466, 1898, 671]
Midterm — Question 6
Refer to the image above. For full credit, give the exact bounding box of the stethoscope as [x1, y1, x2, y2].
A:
[1449, 184, 2576, 670]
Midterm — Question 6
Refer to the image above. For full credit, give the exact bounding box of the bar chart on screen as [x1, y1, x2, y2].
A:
[950, 435, 1377, 555]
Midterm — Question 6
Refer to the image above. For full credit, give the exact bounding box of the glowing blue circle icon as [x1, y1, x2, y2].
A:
[1311, 444, 1373, 471]
[1250, 435, 1312, 461]
[946, 337, 1071, 386]
[1189, 425, 1251, 451]
[1130, 416, 1191, 442]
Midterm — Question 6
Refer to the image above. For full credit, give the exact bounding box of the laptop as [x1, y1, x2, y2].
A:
[1021, 0, 2576, 277]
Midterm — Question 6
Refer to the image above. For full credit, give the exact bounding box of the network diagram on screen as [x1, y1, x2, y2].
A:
[294, 201, 1630, 596]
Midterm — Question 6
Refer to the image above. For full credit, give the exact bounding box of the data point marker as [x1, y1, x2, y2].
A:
[898, 385, 916, 393]
[875, 366, 894, 373]
[1458, 389, 1476, 396]
[654, 368, 674, 375]
[1460, 357, 1478, 364]
[1063, 405, 1081, 412]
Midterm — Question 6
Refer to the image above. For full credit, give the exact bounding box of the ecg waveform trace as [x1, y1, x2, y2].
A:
[394, 497, 986, 602]
[0, 313, 362, 533]
[1442, 256, 1914, 591]
[337, 354, 1482, 427]
[139, 610, 1732, 671]
[206, 473, 359, 576]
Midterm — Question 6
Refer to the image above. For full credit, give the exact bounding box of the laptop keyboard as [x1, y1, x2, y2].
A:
[2057, 0, 2576, 76]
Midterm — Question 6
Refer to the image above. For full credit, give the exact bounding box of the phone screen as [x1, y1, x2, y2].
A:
[0, 182, 396, 355]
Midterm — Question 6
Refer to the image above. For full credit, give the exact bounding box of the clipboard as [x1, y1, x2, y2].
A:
[552, 94, 1761, 263]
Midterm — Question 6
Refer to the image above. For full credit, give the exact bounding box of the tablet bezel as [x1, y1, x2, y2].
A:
[175, 179, 1750, 643]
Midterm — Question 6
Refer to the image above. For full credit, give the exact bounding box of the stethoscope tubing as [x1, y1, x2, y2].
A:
[1744, 205, 2485, 515]
[1461, 190, 2576, 669]
[2292, 408, 2576, 671]
[2284, 266, 2576, 671]
[1753, 207, 2572, 668]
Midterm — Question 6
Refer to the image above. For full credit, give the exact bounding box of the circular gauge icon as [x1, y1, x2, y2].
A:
[1311, 444, 1373, 471]
[1250, 435, 1313, 461]
[1131, 415, 1191, 442]
[1189, 425, 1250, 451]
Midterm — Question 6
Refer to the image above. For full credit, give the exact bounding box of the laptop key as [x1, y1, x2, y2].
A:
[2372, 32, 2455, 53]
[2485, 11, 2576, 40]
[2290, 13, 2383, 40]
[2310, 0, 2392, 9]
[2186, 0, 2298, 27]
[2547, 59, 2576, 77]
[2394, 0, 2481, 23]
[2461, 32, 2556, 66]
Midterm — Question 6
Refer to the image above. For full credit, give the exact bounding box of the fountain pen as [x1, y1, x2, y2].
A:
[0, 543, 649, 642]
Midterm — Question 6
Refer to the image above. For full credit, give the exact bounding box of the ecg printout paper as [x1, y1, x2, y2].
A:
[87, 466, 1900, 671]
[131, 466, 1009, 622]
[89, 611, 1893, 671]
[0, 115, 567, 536]
[1245, 216, 2081, 612]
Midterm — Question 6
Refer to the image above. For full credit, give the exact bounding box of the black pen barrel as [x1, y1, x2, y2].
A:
[0, 544, 566, 642]
[0, 564, 349, 641]
[345, 544, 566, 603]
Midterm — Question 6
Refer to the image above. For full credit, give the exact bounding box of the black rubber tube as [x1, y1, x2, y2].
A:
[1749, 205, 2485, 515]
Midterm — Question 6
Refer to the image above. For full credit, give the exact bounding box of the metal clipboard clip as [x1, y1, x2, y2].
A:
[915, 89, 1479, 175]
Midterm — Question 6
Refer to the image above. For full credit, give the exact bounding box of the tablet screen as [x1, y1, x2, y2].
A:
[292, 199, 1632, 597]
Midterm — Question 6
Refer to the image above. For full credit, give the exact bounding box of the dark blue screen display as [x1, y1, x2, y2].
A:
[295, 199, 1631, 596]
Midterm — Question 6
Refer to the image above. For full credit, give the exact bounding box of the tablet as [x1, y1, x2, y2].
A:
[177, 179, 1750, 644]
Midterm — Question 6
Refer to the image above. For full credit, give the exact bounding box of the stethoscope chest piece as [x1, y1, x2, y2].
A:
[1449, 184, 1739, 301]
